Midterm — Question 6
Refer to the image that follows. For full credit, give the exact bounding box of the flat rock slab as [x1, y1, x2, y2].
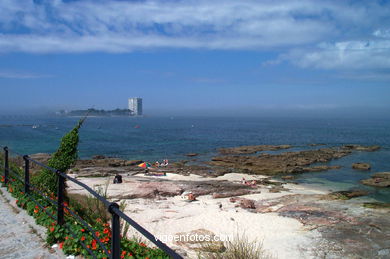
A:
[361, 172, 390, 188]
[0, 187, 65, 259]
[218, 145, 291, 155]
[68, 176, 262, 200]
[233, 193, 390, 258]
[210, 147, 352, 175]
[352, 163, 371, 170]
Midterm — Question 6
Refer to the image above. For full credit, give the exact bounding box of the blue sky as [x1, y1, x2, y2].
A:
[0, 0, 390, 116]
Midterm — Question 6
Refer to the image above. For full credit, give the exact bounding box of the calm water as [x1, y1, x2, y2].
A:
[1, 115, 390, 202]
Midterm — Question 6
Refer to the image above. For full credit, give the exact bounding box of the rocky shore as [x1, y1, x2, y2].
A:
[20, 144, 390, 258]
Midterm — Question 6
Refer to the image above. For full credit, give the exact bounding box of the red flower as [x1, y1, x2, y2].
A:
[50, 227, 55, 232]
[139, 242, 147, 247]
[95, 231, 100, 237]
[59, 242, 64, 249]
[103, 228, 110, 234]
[65, 236, 69, 240]
[16, 200, 19, 203]
[34, 209, 39, 214]
[91, 239, 97, 250]
[81, 228, 85, 232]
[81, 236, 85, 241]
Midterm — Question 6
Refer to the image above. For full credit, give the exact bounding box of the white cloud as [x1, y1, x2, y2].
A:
[272, 38, 390, 70]
[0, 70, 52, 79]
[1, 0, 390, 72]
[1, 0, 387, 54]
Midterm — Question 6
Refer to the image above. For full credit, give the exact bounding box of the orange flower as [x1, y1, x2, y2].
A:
[81, 236, 85, 241]
[139, 242, 147, 247]
[34, 209, 39, 214]
[59, 242, 64, 249]
[91, 239, 97, 250]
[95, 231, 100, 237]
[65, 236, 69, 240]
[50, 227, 55, 232]
[81, 229, 85, 232]
[103, 228, 110, 234]
[121, 251, 127, 259]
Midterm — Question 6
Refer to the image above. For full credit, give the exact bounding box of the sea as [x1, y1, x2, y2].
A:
[1, 115, 389, 202]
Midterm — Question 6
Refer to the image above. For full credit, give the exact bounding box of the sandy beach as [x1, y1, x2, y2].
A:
[68, 173, 328, 258]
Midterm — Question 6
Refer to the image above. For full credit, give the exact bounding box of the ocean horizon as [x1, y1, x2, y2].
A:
[1, 114, 390, 202]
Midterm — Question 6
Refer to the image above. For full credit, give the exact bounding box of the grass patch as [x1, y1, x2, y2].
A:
[199, 234, 273, 259]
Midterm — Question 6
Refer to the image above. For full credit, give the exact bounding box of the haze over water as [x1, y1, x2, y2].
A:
[1, 114, 389, 202]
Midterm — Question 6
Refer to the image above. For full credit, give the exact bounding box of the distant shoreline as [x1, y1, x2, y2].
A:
[58, 108, 137, 117]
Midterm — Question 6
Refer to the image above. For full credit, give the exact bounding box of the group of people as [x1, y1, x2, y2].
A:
[241, 177, 257, 187]
[154, 159, 169, 167]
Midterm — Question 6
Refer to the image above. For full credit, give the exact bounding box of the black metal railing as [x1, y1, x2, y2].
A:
[1, 146, 182, 259]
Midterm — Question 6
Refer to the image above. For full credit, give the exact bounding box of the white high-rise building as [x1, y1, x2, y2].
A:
[128, 98, 142, 116]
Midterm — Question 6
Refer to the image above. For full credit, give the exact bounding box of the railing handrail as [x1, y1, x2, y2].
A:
[1, 145, 183, 259]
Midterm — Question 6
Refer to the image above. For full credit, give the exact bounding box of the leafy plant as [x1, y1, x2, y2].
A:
[32, 118, 86, 195]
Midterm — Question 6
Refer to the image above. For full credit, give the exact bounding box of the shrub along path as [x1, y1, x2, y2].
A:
[0, 187, 65, 259]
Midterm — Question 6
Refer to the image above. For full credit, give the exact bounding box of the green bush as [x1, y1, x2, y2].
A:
[32, 118, 84, 195]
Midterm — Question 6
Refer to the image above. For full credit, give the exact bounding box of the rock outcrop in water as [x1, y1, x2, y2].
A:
[352, 162, 371, 170]
[361, 172, 390, 188]
[342, 144, 381, 152]
[209, 145, 381, 176]
[218, 144, 291, 155]
[210, 147, 350, 175]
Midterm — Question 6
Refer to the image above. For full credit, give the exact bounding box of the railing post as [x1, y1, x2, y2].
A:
[57, 172, 65, 226]
[109, 202, 121, 259]
[23, 155, 30, 194]
[3, 147, 9, 185]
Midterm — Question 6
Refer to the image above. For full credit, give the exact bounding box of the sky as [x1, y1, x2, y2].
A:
[0, 0, 390, 116]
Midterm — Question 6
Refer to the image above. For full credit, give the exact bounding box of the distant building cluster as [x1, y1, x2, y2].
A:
[128, 98, 143, 116]
[58, 97, 143, 117]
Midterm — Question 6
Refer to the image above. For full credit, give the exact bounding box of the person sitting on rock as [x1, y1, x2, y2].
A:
[113, 174, 122, 184]
[187, 193, 197, 201]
